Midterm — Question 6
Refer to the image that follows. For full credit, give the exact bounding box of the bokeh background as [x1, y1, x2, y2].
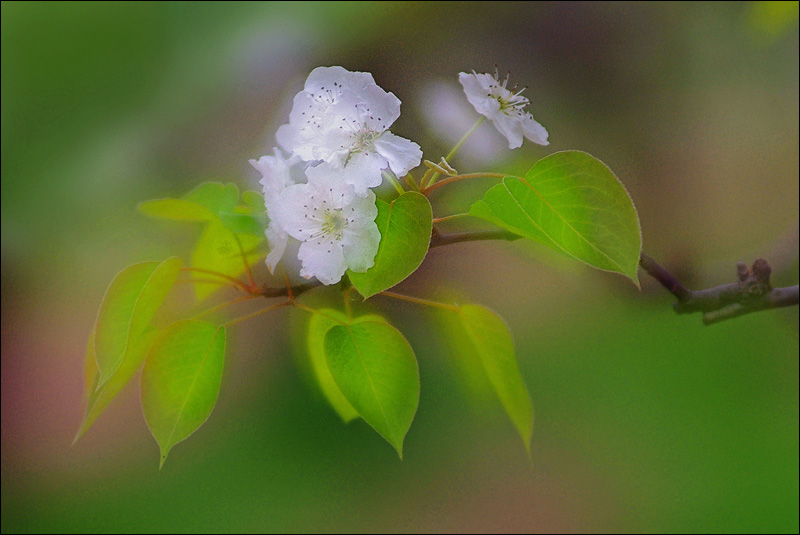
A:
[2, 2, 798, 532]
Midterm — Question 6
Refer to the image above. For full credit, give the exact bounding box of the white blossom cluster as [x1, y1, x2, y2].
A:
[251, 67, 422, 285]
[251, 66, 548, 285]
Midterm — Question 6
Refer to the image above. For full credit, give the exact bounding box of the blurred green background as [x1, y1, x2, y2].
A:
[2, 2, 798, 532]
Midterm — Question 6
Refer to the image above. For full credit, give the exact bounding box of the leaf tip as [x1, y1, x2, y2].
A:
[72, 425, 86, 446]
[630, 273, 641, 291]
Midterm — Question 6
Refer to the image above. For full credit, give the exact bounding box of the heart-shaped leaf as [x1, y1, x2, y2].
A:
[349, 192, 432, 298]
[324, 320, 419, 458]
[141, 320, 226, 468]
[470, 151, 641, 285]
[306, 309, 385, 423]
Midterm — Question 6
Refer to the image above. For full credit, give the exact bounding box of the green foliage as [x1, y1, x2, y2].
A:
[349, 192, 432, 298]
[139, 182, 266, 300]
[82, 156, 645, 465]
[324, 320, 420, 458]
[183, 182, 239, 215]
[457, 304, 534, 454]
[93, 257, 182, 386]
[471, 151, 642, 285]
[141, 320, 226, 468]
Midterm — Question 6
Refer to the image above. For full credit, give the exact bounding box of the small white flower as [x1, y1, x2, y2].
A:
[459, 69, 549, 149]
[277, 66, 422, 196]
[274, 164, 380, 285]
[249, 148, 307, 273]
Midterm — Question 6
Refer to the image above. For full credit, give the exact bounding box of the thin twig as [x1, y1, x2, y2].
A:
[430, 228, 521, 248]
[640, 254, 798, 324]
[253, 227, 797, 326]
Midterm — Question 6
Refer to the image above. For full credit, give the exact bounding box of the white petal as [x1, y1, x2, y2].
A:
[297, 238, 347, 285]
[281, 92, 330, 161]
[372, 132, 423, 177]
[490, 113, 524, 149]
[265, 223, 288, 273]
[275, 123, 297, 155]
[521, 113, 549, 146]
[275, 183, 323, 241]
[338, 152, 385, 196]
[305, 66, 376, 94]
[357, 83, 401, 130]
[250, 148, 294, 199]
[342, 222, 380, 273]
[346, 188, 378, 226]
[459, 72, 501, 118]
[305, 164, 358, 206]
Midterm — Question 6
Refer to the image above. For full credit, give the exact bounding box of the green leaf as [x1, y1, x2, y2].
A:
[241, 190, 266, 211]
[75, 327, 160, 442]
[218, 211, 265, 235]
[82, 330, 98, 404]
[191, 220, 263, 301]
[470, 151, 642, 285]
[183, 182, 239, 216]
[94, 257, 182, 386]
[138, 198, 217, 222]
[457, 304, 534, 455]
[306, 309, 386, 423]
[141, 321, 226, 468]
[324, 321, 419, 458]
[349, 192, 432, 298]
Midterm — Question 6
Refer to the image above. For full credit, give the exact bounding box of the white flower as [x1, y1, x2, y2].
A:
[277, 66, 422, 196]
[274, 164, 380, 285]
[249, 148, 307, 273]
[459, 69, 549, 149]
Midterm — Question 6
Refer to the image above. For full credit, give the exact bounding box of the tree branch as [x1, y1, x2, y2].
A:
[255, 228, 798, 326]
[429, 228, 521, 248]
[639, 255, 798, 325]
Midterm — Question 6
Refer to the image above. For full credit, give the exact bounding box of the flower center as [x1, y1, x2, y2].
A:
[486, 71, 530, 117]
[320, 209, 347, 239]
[351, 128, 381, 153]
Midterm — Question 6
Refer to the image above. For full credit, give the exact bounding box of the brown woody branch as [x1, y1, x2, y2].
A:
[257, 228, 798, 325]
[639, 254, 798, 325]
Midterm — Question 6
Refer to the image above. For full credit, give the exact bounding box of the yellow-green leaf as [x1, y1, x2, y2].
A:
[458, 304, 534, 455]
[94, 257, 182, 386]
[349, 192, 432, 298]
[141, 321, 226, 468]
[306, 309, 386, 423]
[75, 327, 160, 442]
[470, 151, 641, 285]
[325, 321, 419, 458]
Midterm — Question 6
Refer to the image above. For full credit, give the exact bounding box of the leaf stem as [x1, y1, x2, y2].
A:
[422, 172, 507, 195]
[191, 294, 258, 320]
[233, 233, 257, 289]
[292, 302, 349, 325]
[424, 116, 486, 189]
[379, 291, 460, 312]
[224, 301, 291, 327]
[176, 278, 241, 289]
[180, 267, 250, 291]
[432, 213, 471, 224]
[383, 170, 406, 196]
